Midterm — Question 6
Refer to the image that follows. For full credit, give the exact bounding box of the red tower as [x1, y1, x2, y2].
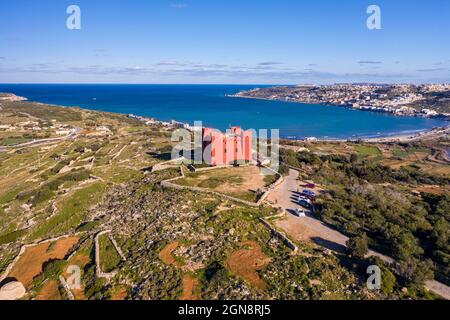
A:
[202, 126, 253, 166]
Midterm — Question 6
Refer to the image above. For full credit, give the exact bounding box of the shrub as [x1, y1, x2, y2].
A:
[0, 229, 26, 245]
[346, 233, 369, 259]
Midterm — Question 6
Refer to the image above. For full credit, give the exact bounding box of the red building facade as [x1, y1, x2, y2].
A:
[202, 126, 253, 166]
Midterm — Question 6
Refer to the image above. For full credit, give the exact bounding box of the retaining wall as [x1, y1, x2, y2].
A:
[94, 230, 117, 279]
[259, 218, 298, 252]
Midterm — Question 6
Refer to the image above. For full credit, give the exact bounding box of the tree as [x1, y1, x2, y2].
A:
[392, 231, 423, 261]
[346, 233, 369, 259]
[279, 164, 290, 176]
[395, 258, 434, 287]
[431, 217, 449, 249]
[380, 266, 396, 295]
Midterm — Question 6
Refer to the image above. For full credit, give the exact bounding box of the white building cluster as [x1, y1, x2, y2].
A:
[235, 84, 450, 119]
[128, 114, 191, 130]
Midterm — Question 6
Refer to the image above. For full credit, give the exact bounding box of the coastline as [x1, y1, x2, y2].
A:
[311, 126, 450, 143]
[228, 94, 450, 142]
[3, 92, 449, 143]
[228, 94, 450, 121]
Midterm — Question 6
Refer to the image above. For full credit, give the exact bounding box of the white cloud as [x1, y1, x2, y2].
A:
[416, 68, 447, 72]
[5, 60, 449, 84]
[358, 61, 382, 65]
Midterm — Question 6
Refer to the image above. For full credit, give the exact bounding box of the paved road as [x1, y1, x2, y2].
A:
[267, 169, 449, 299]
[12, 137, 65, 148]
[2, 128, 82, 150]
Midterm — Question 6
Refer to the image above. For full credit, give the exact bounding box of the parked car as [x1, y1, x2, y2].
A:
[302, 190, 316, 200]
[298, 196, 311, 203]
[303, 190, 316, 197]
[305, 183, 316, 189]
[298, 199, 311, 209]
[293, 208, 306, 217]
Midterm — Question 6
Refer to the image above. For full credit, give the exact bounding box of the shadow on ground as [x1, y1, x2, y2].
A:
[311, 237, 347, 254]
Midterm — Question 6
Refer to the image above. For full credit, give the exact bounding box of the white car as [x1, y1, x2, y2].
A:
[293, 208, 306, 217]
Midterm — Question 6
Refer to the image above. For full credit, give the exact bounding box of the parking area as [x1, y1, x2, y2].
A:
[267, 169, 349, 252]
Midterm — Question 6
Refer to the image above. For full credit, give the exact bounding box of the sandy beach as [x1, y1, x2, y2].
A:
[362, 126, 450, 143]
[309, 125, 450, 143]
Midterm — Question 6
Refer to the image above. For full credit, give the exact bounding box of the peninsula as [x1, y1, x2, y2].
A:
[232, 84, 450, 120]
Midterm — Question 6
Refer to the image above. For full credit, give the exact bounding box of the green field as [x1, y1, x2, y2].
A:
[99, 233, 121, 273]
[354, 145, 382, 157]
[0, 136, 33, 146]
[30, 182, 107, 240]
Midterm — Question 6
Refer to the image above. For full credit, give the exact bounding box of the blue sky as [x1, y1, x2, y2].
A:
[0, 0, 449, 84]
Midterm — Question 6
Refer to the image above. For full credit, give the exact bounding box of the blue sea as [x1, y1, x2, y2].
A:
[0, 84, 447, 139]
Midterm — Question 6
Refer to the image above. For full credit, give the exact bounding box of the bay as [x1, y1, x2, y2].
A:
[0, 84, 446, 139]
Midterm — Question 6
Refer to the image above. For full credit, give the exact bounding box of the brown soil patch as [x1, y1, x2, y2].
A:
[70, 287, 86, 300]
[415, 185, 449, 195]
[275, 217, 317, 242]
[159, 242, 200, 299]
[427, 165, 450, 177]
[382, 159, 413, 170]
[227, 241, 271, 290]
[36, 280, 62, 300]
[111, 286, 128, 300]
[413, 152, 431, 161]
[159, 241, 181, 267]
[180, 274, 199, 300]
[309, 279, 323, 286]
[9, 236, 79, 288]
